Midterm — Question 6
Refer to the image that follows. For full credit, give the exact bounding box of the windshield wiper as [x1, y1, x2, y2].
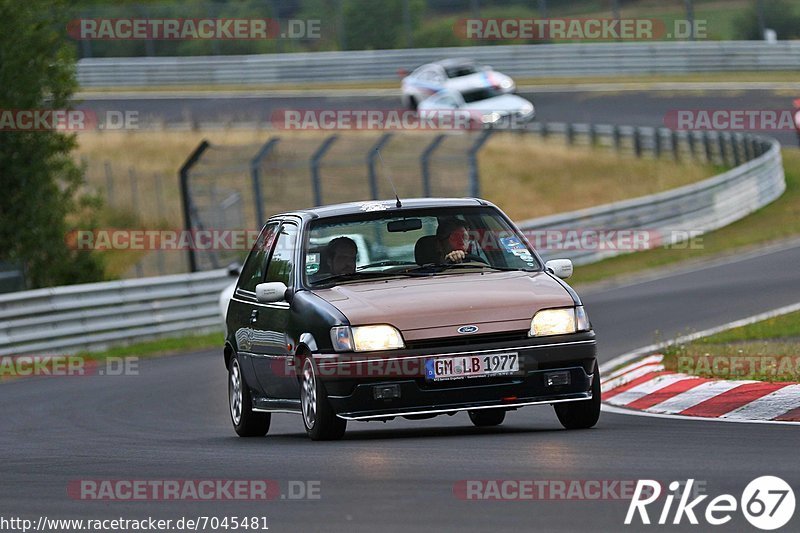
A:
[312, 270, 423, 286]
[355, 260, 417, 271]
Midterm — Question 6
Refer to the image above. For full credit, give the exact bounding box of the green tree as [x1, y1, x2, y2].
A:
[0, 0, 104, 288]
[342, 0, 424, 50]
[733, 0, 800, 40]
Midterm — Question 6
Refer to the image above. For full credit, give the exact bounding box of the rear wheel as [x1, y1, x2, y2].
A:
[468, 408, 506, 427]
[229, 356, 270, 437]
[301, 358, 347, 441]
[554, 363, 601, 429]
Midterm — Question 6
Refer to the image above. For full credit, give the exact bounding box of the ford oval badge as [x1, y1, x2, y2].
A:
[457, 325, 479, 334]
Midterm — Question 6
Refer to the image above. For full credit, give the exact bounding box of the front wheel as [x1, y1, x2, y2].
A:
[301, 358, 347, 441]
[553, 363, 601, 430]
[229, 356, 270, 437]
[468, 409, 506, 427]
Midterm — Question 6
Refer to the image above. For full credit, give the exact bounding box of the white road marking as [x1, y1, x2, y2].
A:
[721, 384, 800, 421]
[605, 374, 698, 407]
[600, 364, 664, 393]
[602, 354, 663, 382]
[646, 380, 755, 414]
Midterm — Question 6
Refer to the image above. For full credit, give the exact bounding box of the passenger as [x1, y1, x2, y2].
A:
[324, 236, 357, 275]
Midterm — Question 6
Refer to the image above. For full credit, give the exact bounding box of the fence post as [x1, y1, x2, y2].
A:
[310, 135, 338, 207]
[687, 131, 696, 159]
[613, 125, 621, 151]
[104, 161, 114, 208]
[633, 127, 643, 158]
[653, 128, 662, 158]
[367, 133, 393, 200]
[250, 138, 280, 227]
[566, 123, 575, 145]
[179, 140, 210, 272]
[718, 132, 728, 166]
[703, 131, 713, 162]
[589, 123, 598, 147]
[671, 130, 680, 161]
[731, 133, 742, 166]
[540, 121, 549, 139]
[468, 130, 492, 197]
[420, 133, 446, 197]
[743, 135, 754, 161]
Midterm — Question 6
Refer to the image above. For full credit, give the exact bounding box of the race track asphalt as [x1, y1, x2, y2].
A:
[2, 241, 800, 532]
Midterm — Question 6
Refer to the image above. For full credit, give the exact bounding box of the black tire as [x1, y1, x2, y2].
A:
[468, 408, 506, 427]
[301, 357, 347, 441]
[408, 96, 418, 111]
[229, 356, 270, 437]
[554, 363, 601, 430]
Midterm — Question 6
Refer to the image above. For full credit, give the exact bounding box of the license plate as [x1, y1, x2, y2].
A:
[425, 352, 520, 381]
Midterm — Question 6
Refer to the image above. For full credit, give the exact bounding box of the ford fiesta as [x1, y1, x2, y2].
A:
[223, 198, 599, 440]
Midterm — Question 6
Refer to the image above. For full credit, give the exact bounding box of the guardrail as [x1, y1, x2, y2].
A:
[0, 270, 230, 356]
[518, 126, 784, 265]
[0, 126, 785, 356]
[76, 41, 800, 87]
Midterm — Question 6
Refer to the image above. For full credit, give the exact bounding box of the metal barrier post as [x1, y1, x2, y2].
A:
[367, 133, 393, 200]
[250, 138, 280, 226]
[467, 130, 492, 198]
[633, 128, 643, 158]
[179, 140, 210, 272]
[310, 135, 338, 207]
[421, 134, 446, 197]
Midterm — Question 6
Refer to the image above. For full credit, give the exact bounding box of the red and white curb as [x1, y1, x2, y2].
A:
[601, 354, 800, 422]
[599, 301, 800, 425]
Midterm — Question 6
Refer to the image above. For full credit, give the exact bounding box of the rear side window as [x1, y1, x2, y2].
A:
[238, 222, 279, 292]
[265, 223, 298, 287]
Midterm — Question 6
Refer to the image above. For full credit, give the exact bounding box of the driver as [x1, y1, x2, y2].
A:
[436, 218, 471, 263]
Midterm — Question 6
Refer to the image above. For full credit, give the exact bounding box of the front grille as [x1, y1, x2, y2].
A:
[405, 331, 529, 351]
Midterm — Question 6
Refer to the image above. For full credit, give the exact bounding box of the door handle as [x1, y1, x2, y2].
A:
[250, 309, 258, 324]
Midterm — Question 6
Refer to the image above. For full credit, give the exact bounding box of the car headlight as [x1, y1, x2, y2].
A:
[529, 306, 590, 337]
[519, 102, 534, 117]
[330, 325, 405, 352]
[500, 78, 514, 90]
[481, 112, 502, 124]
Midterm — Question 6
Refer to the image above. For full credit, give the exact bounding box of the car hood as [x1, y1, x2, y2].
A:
[311, 270, 574, 342]
[444, 71, 512, 92]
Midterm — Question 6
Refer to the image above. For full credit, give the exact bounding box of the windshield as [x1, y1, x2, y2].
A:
[461, 87, 504, 103]
[304, 206, 541, 287]
[444, 63, 480, 78]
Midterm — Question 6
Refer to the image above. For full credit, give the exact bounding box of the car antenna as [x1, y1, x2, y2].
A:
[376, 148, 402, 208]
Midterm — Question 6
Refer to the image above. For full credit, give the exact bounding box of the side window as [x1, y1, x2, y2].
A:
[265, 223, 298, 286]
[237, 222, 279, 292]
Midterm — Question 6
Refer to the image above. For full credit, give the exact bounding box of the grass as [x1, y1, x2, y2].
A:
[662, 311, 800, 382]
[568, 148, 800, 286]
[0, 331, 225, 380]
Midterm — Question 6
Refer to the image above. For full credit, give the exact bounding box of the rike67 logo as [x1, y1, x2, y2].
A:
[626, 477, 795, 530]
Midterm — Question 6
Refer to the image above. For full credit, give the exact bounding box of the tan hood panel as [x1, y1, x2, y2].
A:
[312, 271, 573, 337]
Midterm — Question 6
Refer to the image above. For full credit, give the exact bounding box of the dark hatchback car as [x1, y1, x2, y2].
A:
[224, 198, 599, 440]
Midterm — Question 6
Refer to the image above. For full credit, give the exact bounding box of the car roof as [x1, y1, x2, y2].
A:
[433, 58, 477, 68]
[269, 197, 493, 221]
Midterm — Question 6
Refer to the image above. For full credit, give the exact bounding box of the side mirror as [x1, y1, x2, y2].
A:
[227, 262, 242, 277]
[545, 259, 573, 279]
[255, 282, 288, 303]
[397, 68, 409, 77]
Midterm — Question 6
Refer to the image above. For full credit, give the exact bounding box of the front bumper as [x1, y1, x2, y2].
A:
[315, 331, 596, 420]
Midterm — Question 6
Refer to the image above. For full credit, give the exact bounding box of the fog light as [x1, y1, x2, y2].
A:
[545, 371, 571, 387]
[373, 384, 401, 400]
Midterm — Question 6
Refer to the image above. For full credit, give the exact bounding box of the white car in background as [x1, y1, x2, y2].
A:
[401, 59, 515, 110]
[418, 87, 535, 129]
